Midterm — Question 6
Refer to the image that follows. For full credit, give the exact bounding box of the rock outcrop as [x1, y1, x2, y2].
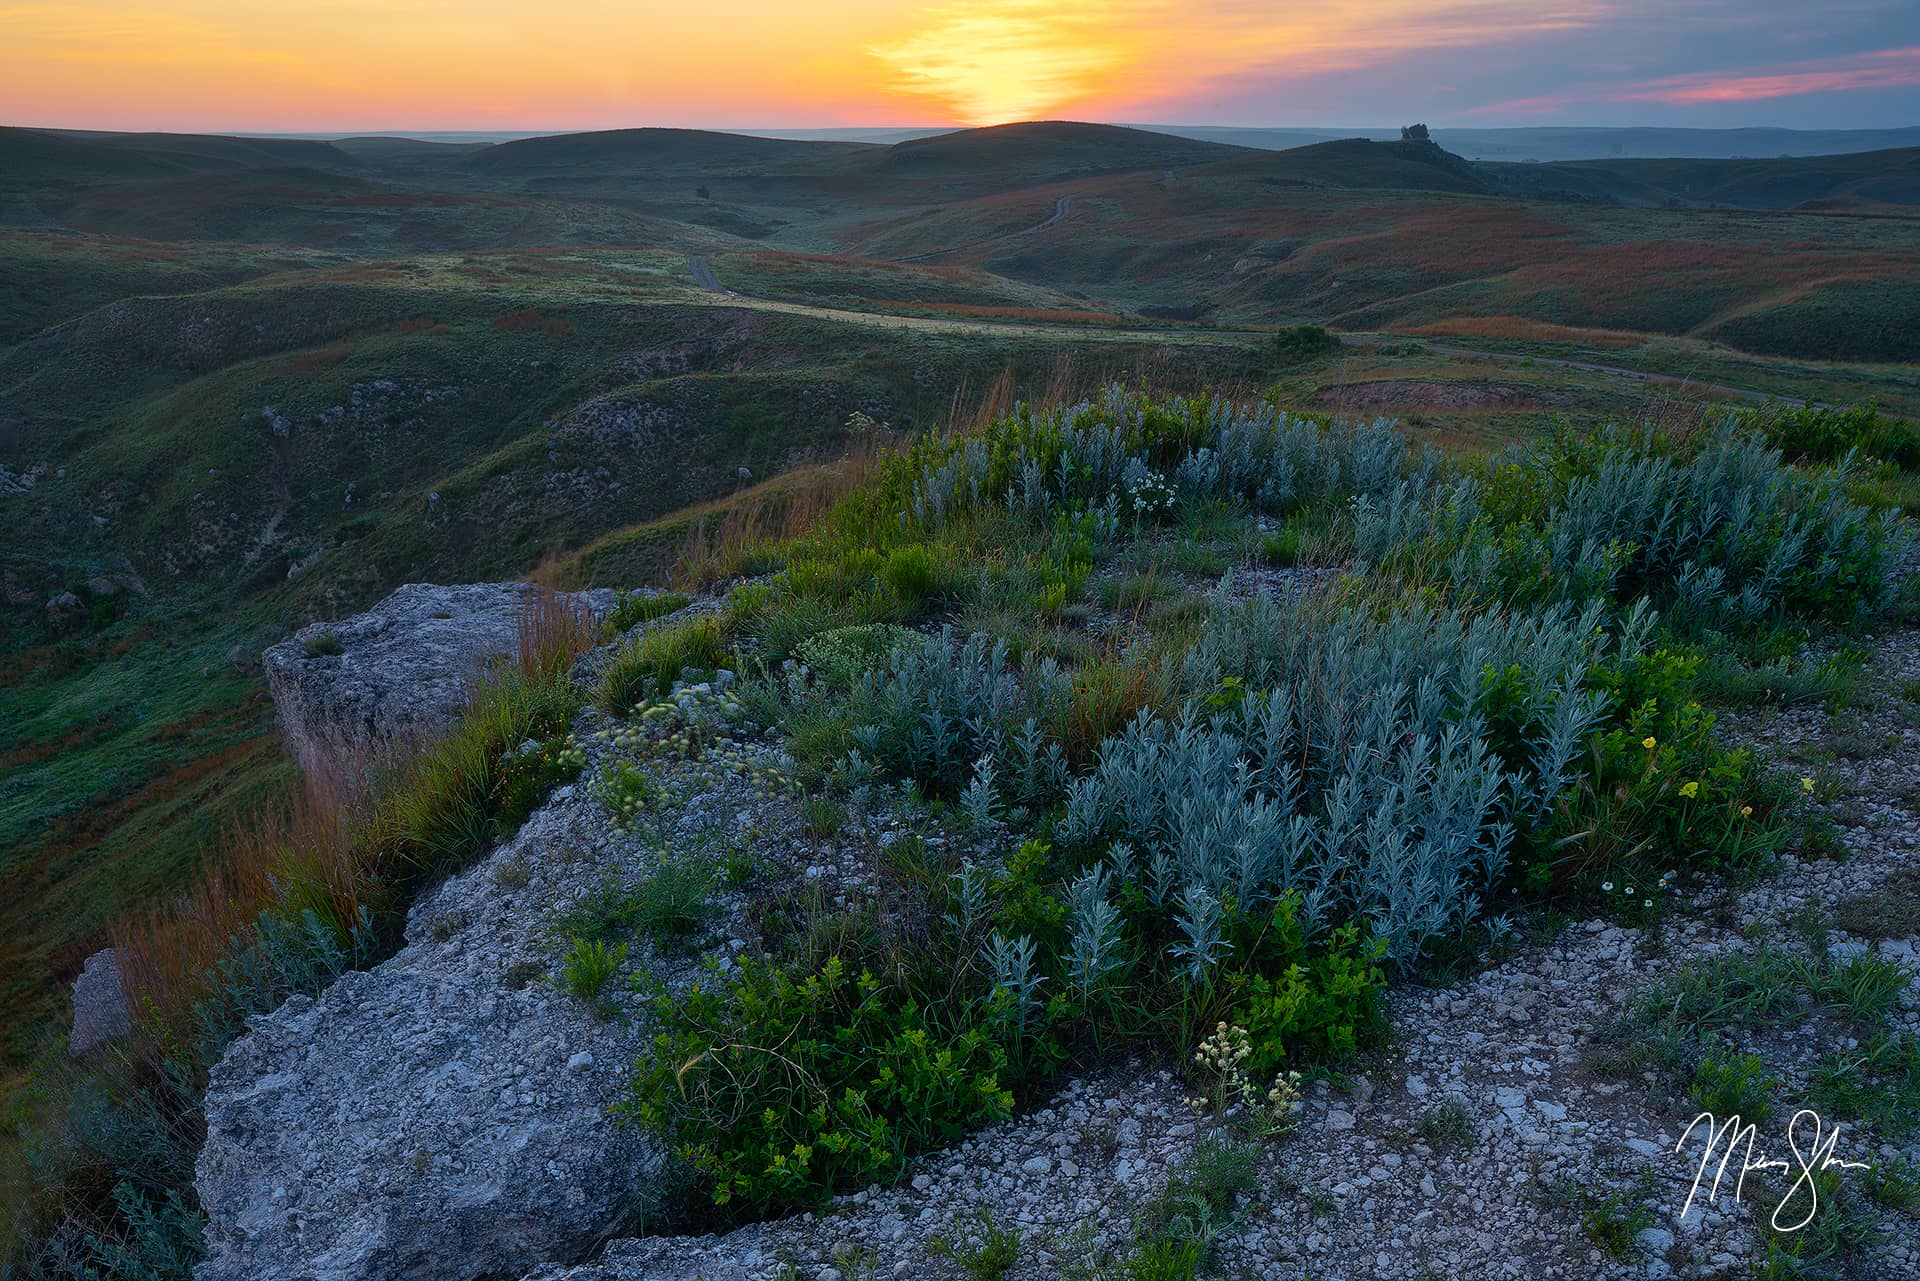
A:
[194, 776, 659, 1281]
[69, 948, 131, 1055]
[263, 582, 613, 788]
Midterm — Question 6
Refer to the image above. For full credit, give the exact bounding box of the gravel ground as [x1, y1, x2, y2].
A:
[526, 622, 1920, 1281]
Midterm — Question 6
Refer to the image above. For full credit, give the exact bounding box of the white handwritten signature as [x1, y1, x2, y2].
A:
[1676, 1109, 1871, 1232]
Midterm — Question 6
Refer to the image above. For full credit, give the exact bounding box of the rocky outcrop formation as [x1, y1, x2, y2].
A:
[69, 948, 130, 1055]
[263, 582, 613, 787]
[195, 778, 658, 1281]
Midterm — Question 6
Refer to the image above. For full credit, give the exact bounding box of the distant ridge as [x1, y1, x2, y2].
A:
[0, 127, 357, 180]
[468, 127, 871, 174]
[1202, 137, 1488, 194]
[1149, 124, 1920, 163]
[1481, 146, 1920, 209]
[874, 121, 1250, 178]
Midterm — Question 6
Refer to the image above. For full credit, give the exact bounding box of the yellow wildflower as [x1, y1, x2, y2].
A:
[1679, 781, 1700, 799]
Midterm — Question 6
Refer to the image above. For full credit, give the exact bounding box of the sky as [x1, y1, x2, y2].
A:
[3, 0, 1917, 133]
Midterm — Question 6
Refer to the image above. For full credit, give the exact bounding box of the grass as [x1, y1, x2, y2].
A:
[1414, 1097, 1474, 1146]
[551, 852, 721, 951]
[1830, 867, 1920, 940]
[560, 937, 626, 1014]
[597, 616, 729, 713]
[929, 1208, 1022, 1281]
[1579, 1180, 1656, 1259]
[1687, 1049, 1778, 1123]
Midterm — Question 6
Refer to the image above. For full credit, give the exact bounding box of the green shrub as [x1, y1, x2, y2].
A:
[1353, 420, 1905, 631]
[302, 631, 344, 657]
[1234, 916, 1387, 1078]
[793, 623, 925, 690]
[1270, 325, 1341, 364]
[625, 953, 1015, 1217]
[1751, 404, 1920, 470]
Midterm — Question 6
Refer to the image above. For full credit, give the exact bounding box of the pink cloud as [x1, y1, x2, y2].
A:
[1617, 47, 1920, 103]
[1467, 45, 1920, 115]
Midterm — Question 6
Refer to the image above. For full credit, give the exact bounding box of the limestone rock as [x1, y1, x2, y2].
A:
[263, 582, 612, 788]
[194, 788, 656, 1281]
[69, 948, 131, 1056]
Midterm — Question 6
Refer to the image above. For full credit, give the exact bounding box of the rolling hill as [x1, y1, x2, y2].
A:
[869, 120, 1250, 181]
[0, 127, 357, 181]
[469, 127, 872, 176]
[1483, 146, 1920, 211]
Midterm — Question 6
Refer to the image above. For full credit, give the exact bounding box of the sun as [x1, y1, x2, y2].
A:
[870, 2, 1144, 124]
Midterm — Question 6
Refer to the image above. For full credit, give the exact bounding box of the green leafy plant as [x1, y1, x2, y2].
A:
[492, 733, 586, 832]
[625, 952, 1015, 1217]
[591, 760, 656, 832]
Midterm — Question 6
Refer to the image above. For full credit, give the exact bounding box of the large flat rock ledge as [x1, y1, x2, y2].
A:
[263, 582, 613, 786]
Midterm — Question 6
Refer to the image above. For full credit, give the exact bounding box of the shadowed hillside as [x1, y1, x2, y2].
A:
[1484, 146, 1920, 210]
[469, 126, 873, 176]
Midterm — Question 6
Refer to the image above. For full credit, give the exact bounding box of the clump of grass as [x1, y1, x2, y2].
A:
[929, 1208, 1022, 1281]
[552, 854, 720, 951]
[1415, 1096, 1474, 1146]
[1579, 1182, 1656, 1259]
[597, 615, 727, 713]
[802, 797, 847, 837]
[1830, 868, 1920, 940]
[1688, 1049, 1777, 1123]
[1805, 1033, 1920, 1137]
[560, 937, 626, 1013]
[1095, 570, 1177, 614]
[302, 631, 343, 657]
[602, 589, 691, 638]
[1115, 1133, 1259, 1279]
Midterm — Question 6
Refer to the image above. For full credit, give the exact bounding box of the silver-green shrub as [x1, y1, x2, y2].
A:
[1061, 591, 1632, 966]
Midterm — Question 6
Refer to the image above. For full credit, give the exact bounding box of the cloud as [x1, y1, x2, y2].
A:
[1614, 45, 1920, 103]
[1468, 44, 1920, 114]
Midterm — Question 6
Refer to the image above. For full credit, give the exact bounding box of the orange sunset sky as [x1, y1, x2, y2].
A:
[4, 1, 1917, 132]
